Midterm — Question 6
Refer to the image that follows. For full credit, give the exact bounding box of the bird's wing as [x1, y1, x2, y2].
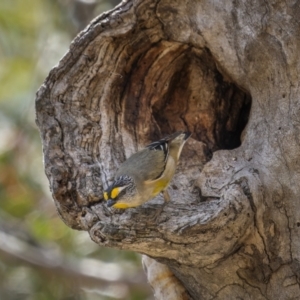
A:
[145, 139, 169, 162]
[116, 139, 169, 182]
[116, 133, 186, 182]
[142, 133, 183, 179]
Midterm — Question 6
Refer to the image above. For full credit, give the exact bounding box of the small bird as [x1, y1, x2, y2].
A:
[103, 131, 191, 209]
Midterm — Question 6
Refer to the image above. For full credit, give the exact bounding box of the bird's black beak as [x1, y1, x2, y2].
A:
[107, 199, 116, 207]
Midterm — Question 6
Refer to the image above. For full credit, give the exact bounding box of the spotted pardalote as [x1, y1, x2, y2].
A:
[104, 131, 191, 209]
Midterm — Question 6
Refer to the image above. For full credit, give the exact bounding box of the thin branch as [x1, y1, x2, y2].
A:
[0, 229, 150, 297]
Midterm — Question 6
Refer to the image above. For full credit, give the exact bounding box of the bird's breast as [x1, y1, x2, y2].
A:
[151, 178, 170, 197]
[142, 156, 176, 200]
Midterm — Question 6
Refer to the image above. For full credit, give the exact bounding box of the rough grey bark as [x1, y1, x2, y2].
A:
[36, 0, 300, 299]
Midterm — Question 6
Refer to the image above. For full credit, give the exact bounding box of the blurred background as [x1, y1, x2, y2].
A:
[0, 0, 152, 299]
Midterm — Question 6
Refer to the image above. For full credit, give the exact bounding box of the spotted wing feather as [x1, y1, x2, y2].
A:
[146, 140, 169, 162]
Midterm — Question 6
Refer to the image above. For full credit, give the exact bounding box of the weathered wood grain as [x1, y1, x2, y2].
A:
[36, 0, 300, 299]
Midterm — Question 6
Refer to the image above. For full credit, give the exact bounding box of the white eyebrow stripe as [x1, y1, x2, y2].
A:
[117, 185, 129, 193]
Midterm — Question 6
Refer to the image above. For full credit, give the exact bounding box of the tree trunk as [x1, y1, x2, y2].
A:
[35, 0, 300, 299]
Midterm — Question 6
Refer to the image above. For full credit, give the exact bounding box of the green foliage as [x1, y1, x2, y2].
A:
[0, 0, 151, 299]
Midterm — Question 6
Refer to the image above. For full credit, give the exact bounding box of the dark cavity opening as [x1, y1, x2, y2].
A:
[152, 47, 251, 152]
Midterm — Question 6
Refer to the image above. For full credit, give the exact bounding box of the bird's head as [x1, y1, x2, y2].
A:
[103, 175, 135, 209]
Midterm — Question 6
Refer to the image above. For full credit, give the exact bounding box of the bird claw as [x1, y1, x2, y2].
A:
[150, 201, 168, 222]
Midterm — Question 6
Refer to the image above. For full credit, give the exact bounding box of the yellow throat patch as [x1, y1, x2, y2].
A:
[113, 202, 130, 209]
